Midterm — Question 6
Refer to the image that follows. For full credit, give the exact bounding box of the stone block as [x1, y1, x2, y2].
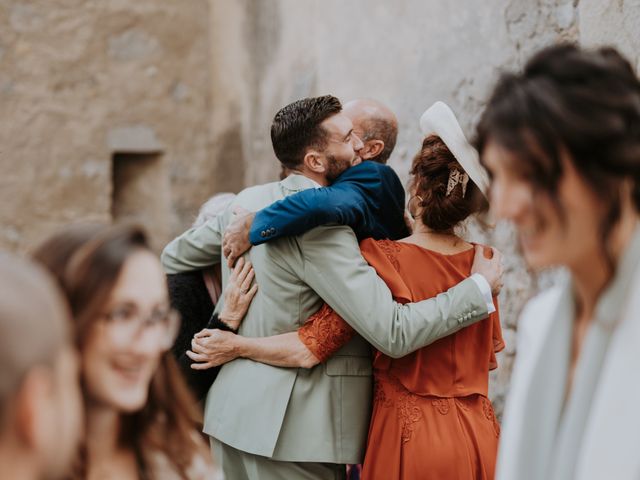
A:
[107, 125, 163, 153]
[108, 28, 160, 62]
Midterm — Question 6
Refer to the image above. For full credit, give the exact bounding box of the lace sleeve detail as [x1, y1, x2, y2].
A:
[298, 303, 355, 363]
[375, 239, 401, 272]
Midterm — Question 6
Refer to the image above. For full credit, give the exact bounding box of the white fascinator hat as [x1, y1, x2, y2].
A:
[419, 101, 490, 199]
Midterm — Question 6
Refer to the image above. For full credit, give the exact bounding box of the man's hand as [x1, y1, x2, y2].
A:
[222, 207, 255, 267]
[219, 257, 258, 330]
[471, 245, 504, 296]
[187, 329, 240, 369]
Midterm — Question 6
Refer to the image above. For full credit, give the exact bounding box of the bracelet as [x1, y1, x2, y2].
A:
[206, 312, 238, 334]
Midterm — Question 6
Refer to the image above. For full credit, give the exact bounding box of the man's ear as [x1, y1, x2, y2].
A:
[14, 367, 53, 448]
[302, 150, 326, 174]
[361, 140, 384, 160]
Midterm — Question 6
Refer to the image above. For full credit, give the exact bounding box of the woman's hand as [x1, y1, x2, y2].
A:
[187, 329, 241, 369]
[219, 257, 258, 330]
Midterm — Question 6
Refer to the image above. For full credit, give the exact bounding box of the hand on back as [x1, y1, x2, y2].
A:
[471, 245, 504, 296]
[219, 257, 258, 329]
[222, 207, 255, 267]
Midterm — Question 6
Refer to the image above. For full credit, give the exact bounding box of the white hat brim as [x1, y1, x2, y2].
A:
[419, 101, 490, 199]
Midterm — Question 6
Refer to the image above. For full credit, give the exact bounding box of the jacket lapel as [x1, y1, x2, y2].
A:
[498, 279, 573, 480]
[279, 174, 320, 196]
[576, 227, 640, 479]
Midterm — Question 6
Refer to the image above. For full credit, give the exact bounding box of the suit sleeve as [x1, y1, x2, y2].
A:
[249, 185, 367, 245]
[161, 214, 224, 274]
[297, 225, 490, 358]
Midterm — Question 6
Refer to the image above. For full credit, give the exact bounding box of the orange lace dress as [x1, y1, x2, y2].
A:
[298, 239, 504, 480]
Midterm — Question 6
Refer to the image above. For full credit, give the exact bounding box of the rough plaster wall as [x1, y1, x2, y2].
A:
[0, 0, 211, 252]
[208, 0, 318, 188]
[211, 0, 581, 415]
[579, 0, 640, 73]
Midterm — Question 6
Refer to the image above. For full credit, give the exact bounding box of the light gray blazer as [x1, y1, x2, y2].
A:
[162, 174, 489, 463]
[497, 226, 640, 480]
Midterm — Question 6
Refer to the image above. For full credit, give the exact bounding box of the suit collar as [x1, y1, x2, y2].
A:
[279, 174, 321, 195]
[510, 276, 573, 479]
[575, 223, 640, 478]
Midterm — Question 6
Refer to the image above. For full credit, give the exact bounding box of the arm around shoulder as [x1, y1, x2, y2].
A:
[298, 226, 490, 358]
[250, 186, 366, 245]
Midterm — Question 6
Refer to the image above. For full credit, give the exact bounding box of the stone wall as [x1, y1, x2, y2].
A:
[2, 0, 639, 414]
[0, 0, 212, 252]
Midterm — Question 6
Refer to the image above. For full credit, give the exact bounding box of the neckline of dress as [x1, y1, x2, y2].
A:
[393, 239, 475, 257]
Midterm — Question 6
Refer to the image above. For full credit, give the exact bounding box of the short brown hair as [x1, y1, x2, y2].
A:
[411, 136, 487, 231]
[271, 95, 342, 169]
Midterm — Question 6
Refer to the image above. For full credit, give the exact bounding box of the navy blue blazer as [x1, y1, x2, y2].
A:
[249, 161, 410, 244]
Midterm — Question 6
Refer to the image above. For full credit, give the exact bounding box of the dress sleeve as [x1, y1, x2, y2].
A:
[489, 299, 505, 371]
[297, 303, 356, 363]
[359, 238, 412, 303]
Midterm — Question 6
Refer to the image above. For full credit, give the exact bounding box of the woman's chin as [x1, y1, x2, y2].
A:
[111, 390, 149, 413]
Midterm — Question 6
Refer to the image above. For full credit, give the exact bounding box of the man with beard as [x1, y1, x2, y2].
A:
[221, 98, 401, 264]
[162, 95, 501, 479]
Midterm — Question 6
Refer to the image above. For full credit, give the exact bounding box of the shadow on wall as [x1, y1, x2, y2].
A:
[111, 152, 170, 253]
[213, 124, 246, 194]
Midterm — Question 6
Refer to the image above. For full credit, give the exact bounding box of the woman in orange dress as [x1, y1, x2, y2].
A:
[357, 236, 502, 479]
[191, 102, 504, 479]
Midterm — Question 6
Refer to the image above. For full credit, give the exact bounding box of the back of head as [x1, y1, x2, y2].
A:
[343, 99, 398, 164]
[0, 253, 70, 430]
[271, 95, 342, 169]
[411, 136, 487, 231]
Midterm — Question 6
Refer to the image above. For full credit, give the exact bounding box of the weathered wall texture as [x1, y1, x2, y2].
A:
[579, 0, 640, 72]
[1, 0, 639, 413]
[0, 0, 212, 252]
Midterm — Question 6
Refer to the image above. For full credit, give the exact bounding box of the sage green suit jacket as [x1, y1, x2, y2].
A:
[161, 174, 489, 463]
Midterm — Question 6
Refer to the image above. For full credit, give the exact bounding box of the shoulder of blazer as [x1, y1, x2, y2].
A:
[235, 181, 280, 201]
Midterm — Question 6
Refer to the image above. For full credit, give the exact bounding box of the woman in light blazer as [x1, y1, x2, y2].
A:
[475, 43, 640, 480]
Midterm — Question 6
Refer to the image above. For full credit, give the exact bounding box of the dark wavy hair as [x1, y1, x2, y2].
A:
[410, 135, 487, 231]
[475, 43, 640, 270]
[271, 95, 342, 169]
[32, 223, 205, 480]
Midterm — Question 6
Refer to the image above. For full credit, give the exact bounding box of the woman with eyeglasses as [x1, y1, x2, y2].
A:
[32, 223, 242, 479]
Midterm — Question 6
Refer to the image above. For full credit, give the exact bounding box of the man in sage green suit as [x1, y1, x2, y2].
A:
[162, 96, 501, 479]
